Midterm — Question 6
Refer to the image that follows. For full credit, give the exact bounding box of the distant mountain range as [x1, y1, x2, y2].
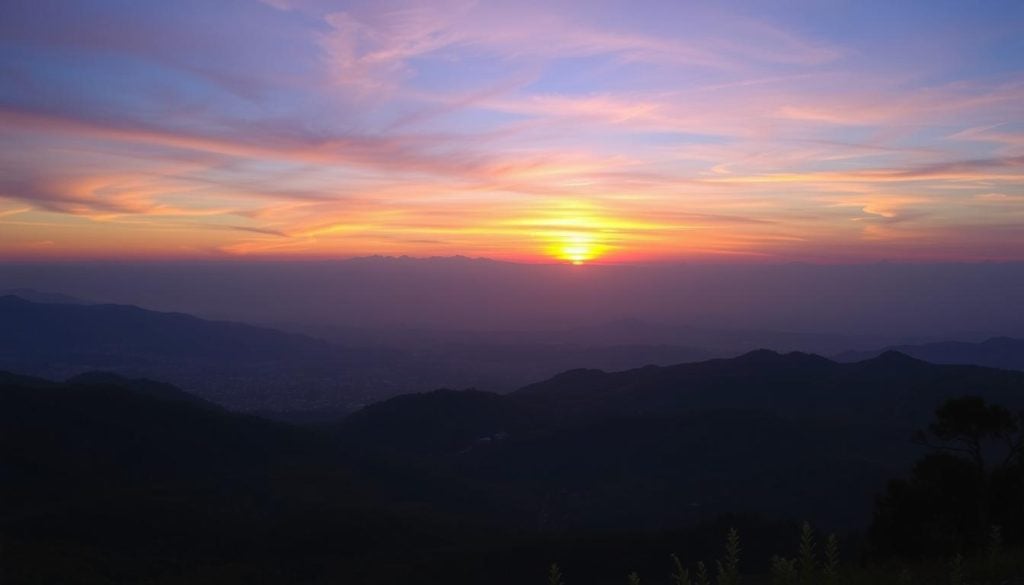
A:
[0, 294, 332, 361]
[0, 295, 723, 410]
[0, 295, 757, 410]
[0, 288, 93, 304]
[4, 291, 1023, 417]
[0, 294, 413, 411]
[835, 337, 1024, 371]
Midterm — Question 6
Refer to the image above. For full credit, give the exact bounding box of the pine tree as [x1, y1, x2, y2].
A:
[770, 556, 797, 585]
[822, 533, 840, 585]
[696, 561, 711, 585]
[798, 522, 816, 585]
[548, 563, 565, 585]
[670, 554, 691, 585]
[716, 528, 741, 585]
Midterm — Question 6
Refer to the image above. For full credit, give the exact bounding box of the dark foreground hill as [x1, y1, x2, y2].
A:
[0, 371, 820, 584]
[0, 372, 507, 584]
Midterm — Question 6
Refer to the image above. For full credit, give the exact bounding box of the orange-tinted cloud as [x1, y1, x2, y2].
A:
[1, 0, 1022, 262]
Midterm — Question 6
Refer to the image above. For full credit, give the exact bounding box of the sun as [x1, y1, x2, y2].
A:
[528, 202, 616, 265]
[551, 232, 605, 265]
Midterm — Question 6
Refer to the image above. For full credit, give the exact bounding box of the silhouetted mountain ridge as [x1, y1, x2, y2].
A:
[836, 337, 1024, 371]
[336, 350, 1024, 530]
[506, 349, 992, 427]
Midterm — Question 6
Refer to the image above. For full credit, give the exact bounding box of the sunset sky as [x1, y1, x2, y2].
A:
[1, 0, 1023, 263]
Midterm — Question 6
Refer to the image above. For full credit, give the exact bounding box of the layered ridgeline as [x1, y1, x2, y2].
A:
[0, 295, 716, 413]
[339, 350, 1024, 532]
[5, 292, 1022, 415]
[4, 351, 1024, 583]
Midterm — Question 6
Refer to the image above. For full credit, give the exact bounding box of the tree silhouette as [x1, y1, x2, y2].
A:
[872, 397, 1024, 555]
[915, 396, 1023, 472]
[914, 397, 1023, 537]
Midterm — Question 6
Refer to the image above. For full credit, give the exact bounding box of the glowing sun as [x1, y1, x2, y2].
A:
[551, 232, 605, 265]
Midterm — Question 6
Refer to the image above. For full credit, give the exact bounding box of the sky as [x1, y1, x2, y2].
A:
[1, 0, 1023, 264]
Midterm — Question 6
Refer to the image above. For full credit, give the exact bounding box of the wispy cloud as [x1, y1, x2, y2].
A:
[0, 0, 1022, 261]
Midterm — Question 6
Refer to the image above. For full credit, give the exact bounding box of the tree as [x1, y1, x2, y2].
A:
[915, 397, 1023, 473]
[871, 397, 1024, 555]
[914, 397, 1023, 538]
